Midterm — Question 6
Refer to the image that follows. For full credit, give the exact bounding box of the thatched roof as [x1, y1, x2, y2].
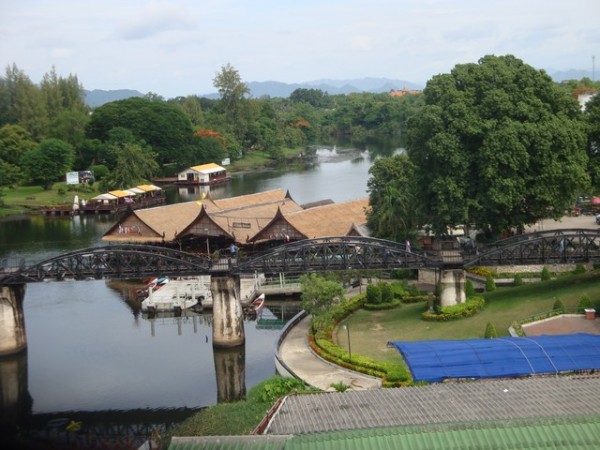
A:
[250, 198, 370, 242]
[102, 189, 303, 244]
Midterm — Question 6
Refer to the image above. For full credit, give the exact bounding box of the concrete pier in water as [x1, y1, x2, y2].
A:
[0, 285, 27, 356]
[211, 277, 245, 348]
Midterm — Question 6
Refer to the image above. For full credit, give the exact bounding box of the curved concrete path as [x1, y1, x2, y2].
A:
[278, 314, 381, 391]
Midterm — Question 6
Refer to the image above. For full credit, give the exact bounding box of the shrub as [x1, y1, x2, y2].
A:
[422, 296, 485, 321]
[578, 293, 592, 312]
[380, 282, 394, 303]
[330, 381, 350, 392]
[573, 264, 587, 275]
[467, 266, 495, 278]
[552, 298, 565, 312]
[246, 376, 311, 403]
[484, 321, 497, 338]
[390, 281, 408, 299]
[485, 274, 496, 292]
[541, 266, 551, 281]
[513, 273, 523, 286]
[366, 283, 382, 305]
[465, 279, 475, 297]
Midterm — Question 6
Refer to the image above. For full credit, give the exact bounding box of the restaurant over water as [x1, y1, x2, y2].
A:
[101, 188, 370, 254]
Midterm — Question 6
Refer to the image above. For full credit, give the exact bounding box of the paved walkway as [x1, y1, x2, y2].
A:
[278, 314, 381, 391]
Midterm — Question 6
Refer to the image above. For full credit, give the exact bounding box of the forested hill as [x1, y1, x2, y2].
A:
[84, 89, 144, 107]
[83, 78, 423, 106]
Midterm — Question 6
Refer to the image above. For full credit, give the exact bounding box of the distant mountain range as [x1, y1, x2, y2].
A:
[83, 70, 595, 107]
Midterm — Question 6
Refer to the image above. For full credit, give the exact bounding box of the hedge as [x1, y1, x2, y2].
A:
[308, 293, 413, 387]
[422, 296, 485, 321]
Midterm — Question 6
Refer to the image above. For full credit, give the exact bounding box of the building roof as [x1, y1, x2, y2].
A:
[102, 189, 303, 243]
[265, 376, 600, 435]
[168, 377, 600, 449]
[284, 198, 369, 239]
[189, 163, 226, 174]
[390, 333, 600, 383]
[103, 201, 202, 243]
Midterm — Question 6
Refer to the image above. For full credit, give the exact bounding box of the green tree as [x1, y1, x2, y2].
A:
[406, 54, 589, 235]
[541, 266, 551, 281]
[289, 88, 330, 108]
[100, 142, 159, 190]
[213, 63, 250, 144]
[300, 273, 345, 318]
[513, 273, 523, 287]
[20, 138, 75, 189]
[552, 298, 565, 311]
[583, 93, 600, 189]
[86, 97, 194, 169]
[485, 274, 496, 292]
[367, 153, 420, 242]
[484, 321, 497, 338]
[465, 279, 475, 297]
[366, 283, 382, 304]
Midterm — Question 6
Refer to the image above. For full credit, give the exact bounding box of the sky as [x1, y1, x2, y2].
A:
[1, 0, 599, 99]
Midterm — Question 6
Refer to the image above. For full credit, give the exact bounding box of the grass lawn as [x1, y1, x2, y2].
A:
[0, 184, 101, 217]
[335, 271, 600, 363]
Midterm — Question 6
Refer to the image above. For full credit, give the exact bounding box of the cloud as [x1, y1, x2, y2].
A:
[115, 2, 197, 40]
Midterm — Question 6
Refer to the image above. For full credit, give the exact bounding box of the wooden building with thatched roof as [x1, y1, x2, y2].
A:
[102, 189, 370, 254]
[250, 198, 370, 244]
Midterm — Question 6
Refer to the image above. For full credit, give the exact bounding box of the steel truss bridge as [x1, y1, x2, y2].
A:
[2, 230, 600, 284]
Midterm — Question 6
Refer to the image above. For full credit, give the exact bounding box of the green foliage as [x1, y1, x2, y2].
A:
[366, 153, 420, 242]
[363, 299, 402, 311]
[467, 266, 495, 278]
[300, 273, 345, 318]
[465, 279, 475, 297]
[422, 296, 485, 321]
[20, 138, 75, 189]
[246, 376, 311, 404]
[484, 321, 497, 338]
[485, 274, 496, 292]
[573, 263, 587, 275]
[100, 142, 159, 190]
[553, 297, 565, 311]
[578, 293, 592, 311]
[86, 97, 194, 168]
[513, 273, 523, 286]
[330, 381, 350, 392]
[89, 164, 108, 181]
[307, 293, 411, 386]
[406, 54, 589, 235]
[379, 282, 394, 303]
[366, 283, 382, 305]
[541, 266, 551, 281]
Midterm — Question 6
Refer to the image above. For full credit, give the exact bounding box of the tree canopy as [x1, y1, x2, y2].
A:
[86, 97, 194, 169]
[405, 54, 589, 235]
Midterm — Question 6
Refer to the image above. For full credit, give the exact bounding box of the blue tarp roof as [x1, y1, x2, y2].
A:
[389, 333, 600, 383]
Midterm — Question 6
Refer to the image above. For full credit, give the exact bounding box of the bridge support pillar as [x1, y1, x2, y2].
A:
[0, 285, 27, 356]
[211, 277, 245, 348]
[438, 269, 466, 307]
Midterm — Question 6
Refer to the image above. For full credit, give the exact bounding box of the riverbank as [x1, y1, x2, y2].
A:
[0, 146, 310, 219]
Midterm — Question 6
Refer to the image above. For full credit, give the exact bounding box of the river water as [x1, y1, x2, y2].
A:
[0, 140, 401, 447]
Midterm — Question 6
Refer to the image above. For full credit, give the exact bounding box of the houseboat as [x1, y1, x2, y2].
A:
[175, 163, 230, 186]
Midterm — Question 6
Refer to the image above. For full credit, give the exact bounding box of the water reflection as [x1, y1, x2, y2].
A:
[214, 346, 246, 403]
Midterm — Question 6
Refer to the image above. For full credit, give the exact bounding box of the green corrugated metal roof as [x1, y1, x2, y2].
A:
[286, 417, 600, 450]
[168, 416, 600, 450]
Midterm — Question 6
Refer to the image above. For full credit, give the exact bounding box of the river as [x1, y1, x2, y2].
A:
[0, 140, 402, 447]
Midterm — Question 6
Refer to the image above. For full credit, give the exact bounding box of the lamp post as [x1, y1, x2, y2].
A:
[343, 323, 351, 362]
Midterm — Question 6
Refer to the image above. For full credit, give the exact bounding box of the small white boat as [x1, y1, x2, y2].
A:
[244, 293, 265, 316]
